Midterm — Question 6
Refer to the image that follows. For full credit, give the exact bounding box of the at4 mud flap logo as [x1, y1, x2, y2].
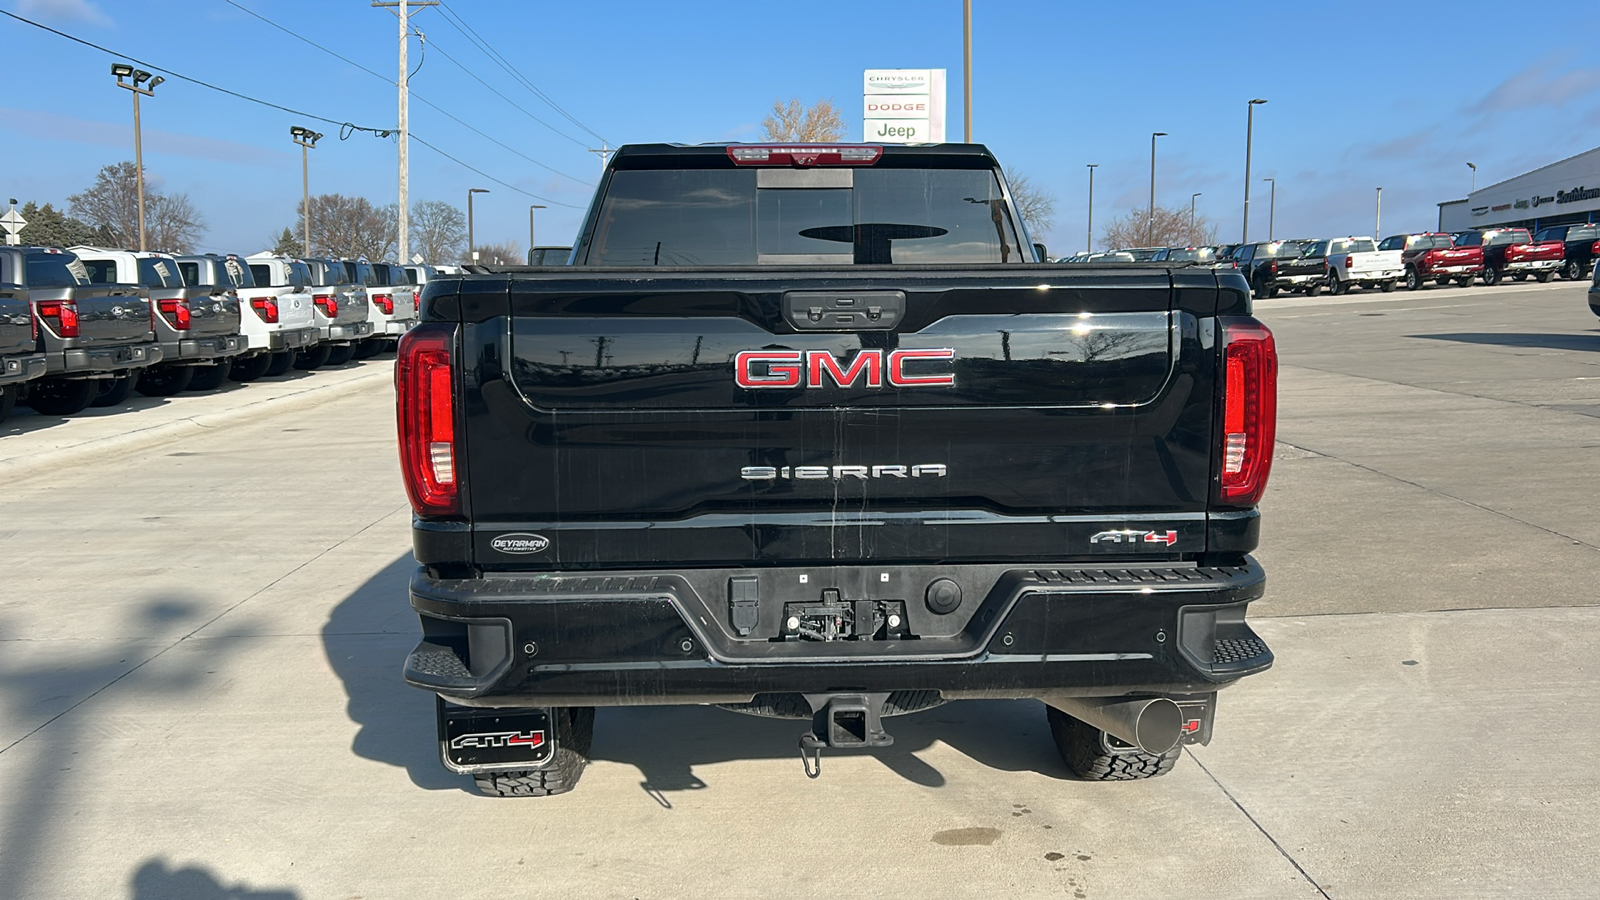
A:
[490, 533, 550, 554]
[449, 731, 546, 750]
[1090, 529, 1178, 547]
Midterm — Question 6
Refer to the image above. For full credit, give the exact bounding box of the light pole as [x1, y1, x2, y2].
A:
[111, 64, 164, 251]
[1467, 162, 1477, 193]
[528, 204, 546, 259]
[1375, 187, 1383, 237]
[1086, 164, 1099, 253]
[467, 188, 489, 261]
[1242, 98, 1266, 242]
[1190, 192, 1202, 246]
[1263, 178, 1276, 241]
[1148, 132, 1166, 246]
[290, 126, 322, 257]
[962, 0, 972, 142]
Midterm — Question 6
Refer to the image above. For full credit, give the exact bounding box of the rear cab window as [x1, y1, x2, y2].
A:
[138, 257, 184, 287]
[25, 252, 91, 287]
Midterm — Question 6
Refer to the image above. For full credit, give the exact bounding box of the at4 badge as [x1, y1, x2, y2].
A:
[439, 700, 555, 773]
[1089, 529, 1179, 547]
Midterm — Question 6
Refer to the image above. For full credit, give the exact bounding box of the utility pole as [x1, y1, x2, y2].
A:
[374, 0, 437, 265]
[1467, 162, 1477, 193]
[1148, 132, 1166, 246]
[1263, 177, 1276, 241]
[1242, 98, 1266, 242]
[589, 143, 612, 174]
[1086, 163, 1098, 254]
[111, 64, 164, 252]
[529, 204, 545, 257]
[1375, 187, 1382, 237]
[291, 127, 322, 256]
[467, 188, 489, 261]
[962, 0, 972, 142]
[1190, 192, 1202, 246]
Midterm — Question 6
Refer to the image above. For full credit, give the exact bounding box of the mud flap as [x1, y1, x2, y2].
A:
[438, 697, 555, 774]
[1172, 692, 1217, 746]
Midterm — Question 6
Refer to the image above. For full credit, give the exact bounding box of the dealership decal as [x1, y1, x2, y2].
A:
[490, 533, 550, 554]
[1557, 185, 1600, 205]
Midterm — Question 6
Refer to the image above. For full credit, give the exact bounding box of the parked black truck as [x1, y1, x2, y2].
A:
[0, 269, 47, 424]
[396, 143, 1279, 796]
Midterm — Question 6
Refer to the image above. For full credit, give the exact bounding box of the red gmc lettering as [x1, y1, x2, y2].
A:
[738, 349, 956, 389]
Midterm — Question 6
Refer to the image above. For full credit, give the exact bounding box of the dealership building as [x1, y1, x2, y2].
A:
[1438, 146, 1600, 233]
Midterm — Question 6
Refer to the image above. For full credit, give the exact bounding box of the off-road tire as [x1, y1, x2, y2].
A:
[137, 365, 195, 397]
[91, 375, 136, 408]
[1046, 705, 1179, 782]
[229, 352, 273, 383]
[264, 351, 296, 376]
[186, 362, 229, 391]
[293, 343, 333, 370]
[25, 378, 97, 416]
[323, 343, 356, 366]
[0, 384, 16, 424]
[1535, 271, 1553, 283]
[469, 707, 595, 798]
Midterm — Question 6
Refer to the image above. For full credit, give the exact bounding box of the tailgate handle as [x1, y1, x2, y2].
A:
[784, 291, 904, 332]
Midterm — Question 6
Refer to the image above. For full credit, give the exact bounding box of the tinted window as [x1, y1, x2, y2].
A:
[1410, 235, 1453, 250]
[81, 259, 117, 283]
[1485, 229, 1530, 246]
[1330, 239, 1376, 254]
[28, 252, 91, 287]
[1165, 248, 1215, 262]
[179, 262, 201, 284]
[1571, 225, 1598, 242]
[1305, 241, 1329, 256]
[587, 167, 1024, 265]
[1261, 241, 1304, 259]
[1378, 237, 1401, 251]
[138, 257, 183, 287]
[249, 264, 273, 286]
[287, 262, 309, 289]
[1454, 232, 1480, 247]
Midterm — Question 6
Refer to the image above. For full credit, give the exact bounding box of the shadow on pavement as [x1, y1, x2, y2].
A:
[325, 553, 1071, 799]
[0, 601, 260, 897]
[1409, 332, 1600, 352]
[130, 859, 299, 900]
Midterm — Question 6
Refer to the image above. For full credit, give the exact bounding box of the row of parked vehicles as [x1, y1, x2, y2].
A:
[1060, 223, 1598, 300]
[0, 245, 425, 425]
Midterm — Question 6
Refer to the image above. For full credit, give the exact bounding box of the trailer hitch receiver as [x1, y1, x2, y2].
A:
[798, 692, 894, 778]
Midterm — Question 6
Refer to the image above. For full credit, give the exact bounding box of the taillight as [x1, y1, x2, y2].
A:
[250, 297, 279, 323]
[313, 293, 337, 318]
[1344, 255, 1354, 268]
[36, 300, 79, 338]
[727, 144, 883, 166]
[156, 298, 191, 331]
[372, 293, 394, 315]
[396, 324, 460, 517]
[1591, 240, 1599, 255]
[1268, 260, 1278, 276]
[1218, 319, 1277, 506]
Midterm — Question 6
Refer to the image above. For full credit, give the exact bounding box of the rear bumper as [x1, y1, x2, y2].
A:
[1506, 258, 1561, 272]
[269, 326, 319, 352]
[378, 318, 416, 336]
[161, 334, 246, 363]
[45, 342, 163, 377]
[1351, 269, 1403, 282]
[404, 559, 1273, 708]
[324, 321, 375, 343]
[0, 352, 47, 386]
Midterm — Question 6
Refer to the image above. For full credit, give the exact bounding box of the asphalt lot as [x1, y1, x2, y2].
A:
[2, 278, 1597, 899]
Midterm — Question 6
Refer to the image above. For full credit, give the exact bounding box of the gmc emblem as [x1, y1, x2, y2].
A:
[735, 349, 955, 389]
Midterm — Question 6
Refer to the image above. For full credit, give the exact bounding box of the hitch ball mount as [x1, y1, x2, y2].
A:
[798, 691, 894, 778]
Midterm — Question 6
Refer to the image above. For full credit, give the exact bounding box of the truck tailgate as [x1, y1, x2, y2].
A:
[454, 267, 1226, 568]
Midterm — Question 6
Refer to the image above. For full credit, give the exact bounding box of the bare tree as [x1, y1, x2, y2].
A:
[1100, 205, 1220, 250]
[292, 195, 397, 261]
[411, 200, 467, 265]
[1003, 167, 1056, 238]
[461, 240, 521, 266]
[761, 98, 846, 142]
[68, 161, 205, 253]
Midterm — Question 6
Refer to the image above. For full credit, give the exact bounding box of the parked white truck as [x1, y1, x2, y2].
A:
[1310, 236, 1404, 294]
[234, 254, 323, 379]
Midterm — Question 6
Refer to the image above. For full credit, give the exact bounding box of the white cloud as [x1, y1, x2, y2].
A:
[16, 0, 112, 27]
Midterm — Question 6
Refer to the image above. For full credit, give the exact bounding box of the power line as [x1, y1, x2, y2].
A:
[409, 134, 585, 208]
[425, 37, 588, 149]
[0, 8, 392, 137]
[434, 0, 608, 144]
[222, 0, 592, 187]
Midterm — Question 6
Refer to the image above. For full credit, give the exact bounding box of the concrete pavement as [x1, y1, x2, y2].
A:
[2, 280, 1597, 898]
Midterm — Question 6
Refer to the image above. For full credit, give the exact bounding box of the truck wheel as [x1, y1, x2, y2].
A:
[1535, 271, 1553, 283]
[1380, 279, 1396, 292]
[1305, 280, 1322, 297]
[1405, 267, 1421, 290]
[293, 343, 333, 370]
[1482, 266, 1501, 286]
[323, 343, 356, 366]
[229, 352, 273, 383]
[1437, 276, 1452, 286]
[1326, 274, 1345, 296]
[1046, 705, 1178, 782]
[137, 365, 195, 397]
[264, 351, 296, 376]
[0, 384, 16, 425]
[1251, 279, 1268, 300]
[186, 362, 229, 392]
[25, 378, 97, 416]
[1512, 273, 1527, 282]
[353, 339, 386, 359]
[91, 375, 136, 408]
[1562, 259, 1582, 280]
[470, 707, 595, 798]
[1455, 276, 1473, 287]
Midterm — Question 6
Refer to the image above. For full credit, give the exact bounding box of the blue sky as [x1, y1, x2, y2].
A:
[4, 0, 1598, 257]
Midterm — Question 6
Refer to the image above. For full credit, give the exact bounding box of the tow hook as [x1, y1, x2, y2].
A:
[798, 692, 894, 778]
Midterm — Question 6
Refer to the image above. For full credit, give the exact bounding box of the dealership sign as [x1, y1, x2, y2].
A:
[863, 69, 946, 144]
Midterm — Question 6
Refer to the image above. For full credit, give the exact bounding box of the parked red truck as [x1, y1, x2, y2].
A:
[1381, 233, 1479, 290]
[1454, 228, 1564, 286]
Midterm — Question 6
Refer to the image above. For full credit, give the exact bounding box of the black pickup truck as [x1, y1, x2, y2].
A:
[397, 143, 1278, 796]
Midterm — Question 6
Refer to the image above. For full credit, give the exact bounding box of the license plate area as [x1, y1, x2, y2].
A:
[438, 700, 554, 773]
